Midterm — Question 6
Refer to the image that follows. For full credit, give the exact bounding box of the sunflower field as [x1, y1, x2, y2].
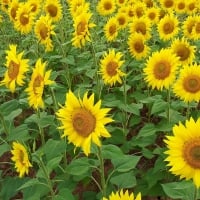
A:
[1, 0, 200, 199]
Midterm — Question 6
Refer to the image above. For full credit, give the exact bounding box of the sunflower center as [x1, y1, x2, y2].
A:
[178, 2, 185, 10]
[183, 75, 200, 93]
[40, 23, 48, 40]
[8, 60, 19, 80]
[33, 75, 43, 94]
[136, 8, 143, 18]
[149, 12, 156, 20]
[128, 10, 134, 17]
[188, 3, 195, 11]
[154, 61, 170, 79]
[30, 4, 37, 12]
[47, 4, 57, 17]
[163, 22, 174, 34]
[176, 45, 190, 61]
[18, 149, 25, 164]
[72, 108, 96, 137]
[119, 0, 124, 3]
[136, 22, 146, 35]
[134, 41, 144, 53]
[106, 61, 118, 76]
[164, 0, 173, 8]
[20, 13, 29, 25]
[11, 6, 18, 20]
[195, 22, 200, 34]
[109, 24, 117, 35]
[118, 17, 125, 25]
[183, 139, 200, 168]
[104, 2, 112, 10]
[77, 21, 86, 35]
[187, 21, 195, 34]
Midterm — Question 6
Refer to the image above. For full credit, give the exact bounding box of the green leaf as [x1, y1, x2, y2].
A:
[0, 99, 19, 116]
[136, 123, 156, 138]
[60, 55, 75, 65]
[110, 171, 137, 188]
[101, 144, 123, 159]
[151, 99, 168, 115]
[54, 188, 75, 200]
[0, 143, 10, 157]
[66, 157, 91, 176]
[112, 155, 140, 172]
[18, 179, 42, 190]
[47, 156, 62, 172]
[4, 108, 22, 121]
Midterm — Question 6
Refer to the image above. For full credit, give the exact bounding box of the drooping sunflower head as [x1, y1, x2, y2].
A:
[14, 2, 34, 34]
[34, 15, 55, 51]
[0, 44, 29, 93]
[165, 117, 200, 188]
[69, 0, 90, 17]
[72, 11, 95, 48]
[143, 48, 179, 90]
[173, 64, 200, 102]
[99, 49, 125, 86]
[129, 17, 151, 40]
[128, 32, 150, 60]
[103, 190, 141, 200]
[11, 142, 32, 178]
[96, 0, 116, 16]
[56, 90, 113, 156]
[104, 17, 119, 42]
[170, 37, 196, 65]
[8, 0, 20, 22]
[44, 0, 63, 22]
[157, 14, 179, 41]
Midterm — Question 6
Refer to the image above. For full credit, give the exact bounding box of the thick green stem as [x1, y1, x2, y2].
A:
[98, 146, 106, 197]
[167, 88, 171, 123]
[0, 113, 9, 136]
[37, 109, 45, 146]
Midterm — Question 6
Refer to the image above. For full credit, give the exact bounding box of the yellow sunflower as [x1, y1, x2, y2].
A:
[143, 48, 179, 90]
[99, 49, 125, 86]
[173, 64, 200, 102]
[104, 17, 119, 42]
[14, 2, 34, 34]
[133, 2, 146, 18]
[128, 33, 150, 60]
[170, 37, 195, 65]
[25, 58, 54, 110]
[129, 17, 151, 40]
[159, 0, 175, 11]
[103, 190, 141, 200]
[191, 16, 200, 40]
[0, 44, 29, 93]
[186, 0, 198, 15]
[27, 0, 42, 16]
[116, 0, 127, 7]
[71, 11, 95, 48]
[44, 0, 63, 22]
[145, 7, 160, 24]
[96, 0, 116, 16]
[144, 0, 154, 8]
[174, 0, 186, 14]
[56, 90, 113, 156]
[34, 15, 55, 52]
[183, 15, 196, 39]
[157, 14, 179, 41]
[115, 11, 129, 30]
[126, 5, 135, 20]
[0, 0, 11, 13]
[11, 142, 32, 178]
[8, 0, 20, 22]
[165, 117, 200, 188]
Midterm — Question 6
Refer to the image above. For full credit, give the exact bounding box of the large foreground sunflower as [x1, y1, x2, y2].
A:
[143, 48, 179, 90]
[173, 64, 200, 102]
[165, 117, 200, 188]
[99, 49, 125, 86]
[103, 190, 141, 200]
[56, 91, 113, 156]
[11, 142, 32, 178]
[25, 58, 54, 109]
[0, 44, 29, 93]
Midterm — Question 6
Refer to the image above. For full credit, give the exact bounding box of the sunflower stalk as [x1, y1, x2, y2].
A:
[36, 109, 45, 146]
[0, 113, 9, 136]
[167, 88, 171, 123]
[97, 146, 106, 197]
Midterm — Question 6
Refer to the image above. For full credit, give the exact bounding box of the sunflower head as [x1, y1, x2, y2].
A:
[97, 0, 116, 16]
[165, 117, 200, 188]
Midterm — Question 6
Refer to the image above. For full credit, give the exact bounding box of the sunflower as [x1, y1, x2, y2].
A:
[183, 15, 196, 39]
[99, 49, 125, 86]
[34, 15, 55, 51]
[145, 7, 160, 24]
[173, 64, 200, 102]
[71, 11, 95, 48]
[126, 5, 135, 20]
[11, 142, 32, 178]
[175, 0, 186, 14]
[96, 0, 116, 16]
[103, 190, 141, 200]
[191, 16, 200, 40]
[133, 2, 146, 18]
[170, 37, 195, 65]
[157, 14, 179, 41]
[186, 0, 198, 15]
[165, 117, 200, 188]
[128, 33, 150, 60]
[44, 0, 62, 22]
[8, 0, 20, 22]
[0, 44, 29, 93]
[116, 0, 127, 7]
[0, 0, 11, 13]
[115, 11, 128, 30]
[104, 17, 119, 42]
[14, 2, 34, 34]
[144, 0, 154, 8]
[25, 58, 54, 110]
[27, 0, 41, 16]
[56, 90, 113, 156]
[143, 48, 179, 90]
[159, 0, 175, 11]
[129, 17, 151, 40]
